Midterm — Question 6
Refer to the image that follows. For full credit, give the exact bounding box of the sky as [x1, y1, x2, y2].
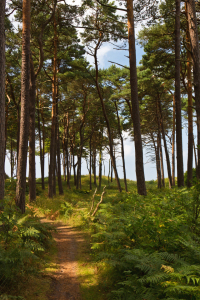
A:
[5, 0, 195, 182]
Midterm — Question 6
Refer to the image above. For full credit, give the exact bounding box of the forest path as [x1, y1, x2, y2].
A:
[47, 222, 83, 300]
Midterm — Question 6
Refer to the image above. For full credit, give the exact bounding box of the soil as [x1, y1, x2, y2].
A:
[48, 223, 83, 300]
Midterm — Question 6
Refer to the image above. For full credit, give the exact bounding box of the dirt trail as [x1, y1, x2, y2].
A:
[48, 223, 83, 300]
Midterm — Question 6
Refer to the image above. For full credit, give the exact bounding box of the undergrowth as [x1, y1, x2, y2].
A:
[3, 176, 200, 300]
[0, 193, 55, 299]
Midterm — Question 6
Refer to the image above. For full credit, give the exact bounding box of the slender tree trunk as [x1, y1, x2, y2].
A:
[93, 147, 97, 186]
[90, 136, 92, 190]
[175, 0, 184, 186]
[72, 144, 76, 186]
[29, 54, 36, 202]
[98, 137, 102, 190]
[159, 136, 165, 187]
[57, 122, 63, 195]
[65, 114, 70, 189]
[152, 134, 161, 188]
[37, 95, 45, 189]
[186, 0, 200, 179]
[193, 134, 197, 171]
[48, 15, 57, 198]
[186, 11, 193, 187]
[0, 0, 6, 201]
[16, 0, 31, 213]
[127, 0, 146, 195]
[94, 37, 121, 192]
[115, 101, 128, 192]
[111, 158, 113, 182]
[11, 137, 13, 178]
[158, 100, 172, 187]
[172, 95, 176, 186]
[63, 140, 66, 181]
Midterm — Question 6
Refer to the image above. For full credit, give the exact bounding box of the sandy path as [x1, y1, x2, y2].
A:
[48, 223, 83, 300]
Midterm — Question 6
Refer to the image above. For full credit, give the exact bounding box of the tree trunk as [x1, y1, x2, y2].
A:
[115, 101, 128, 192]
[98, 139, 102, 190]
[94, 37, 121, 192]
[186, 0, 200, 179]
[48, 15, 57, 198]
[65, 113, 70, 189]
[158, 100, 172, 188]
[111, 158, 113, 182]
[89, 136, 92, 190]
[16, 0, 31, 213]
[172, 95, 176, 186]
[93, 147, 97, 186]
[175, 0, 184, 186]
[29, 54, 36, 202]
[152, 134, 161, 188]
[159, 139, 165, 187]
[57, 122, 63, 195]
[193, 134, 197, 171]
[37, 94, 45, 189]
[0, 0, 6, 201]
[127, 0, 146, 195]
[186, 12, 193, 187]
[11, 137, 13, 178]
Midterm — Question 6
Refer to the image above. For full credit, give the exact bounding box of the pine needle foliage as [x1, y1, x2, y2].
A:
[89, 183, 200, 299]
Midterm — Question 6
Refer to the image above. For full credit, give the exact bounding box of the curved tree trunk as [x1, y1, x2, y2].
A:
[0, 0, 6, 202]
[16, 0, 31, 213]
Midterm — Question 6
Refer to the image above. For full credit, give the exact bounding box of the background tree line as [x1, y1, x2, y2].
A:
[0, 0, 200, 213]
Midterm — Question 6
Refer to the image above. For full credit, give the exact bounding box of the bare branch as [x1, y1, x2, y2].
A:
[91, 186, 106, 217]
[108, 60, 130, 69]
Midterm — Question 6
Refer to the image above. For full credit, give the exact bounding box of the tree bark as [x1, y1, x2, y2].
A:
[29, 54, 36, 202]
[159, 139, 165, 187]
[186, 0, 200, 179]
[186, 10, 193, 187]
[65, 113, 70, 189]
[98, 132, 102, 190]
[175, 0, 184, 186]
[114, 101, 128, 192]
[0, 0, 6, 201]
[93, 147, 97, 186]
[16, 0, 31, 213]
[152, 134, 161, 188]
[89, 136, 92, 190]
[127, 0, 146, 195]
[158, 100, 172, 187]
[56, 121, 63, 195]
[48, 15, 57, 198]
[37, 93, 45, 189]
[172, 95, 176, 186]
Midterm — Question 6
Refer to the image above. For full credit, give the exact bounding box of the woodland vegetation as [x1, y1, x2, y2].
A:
[1, 0, 200, 299]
